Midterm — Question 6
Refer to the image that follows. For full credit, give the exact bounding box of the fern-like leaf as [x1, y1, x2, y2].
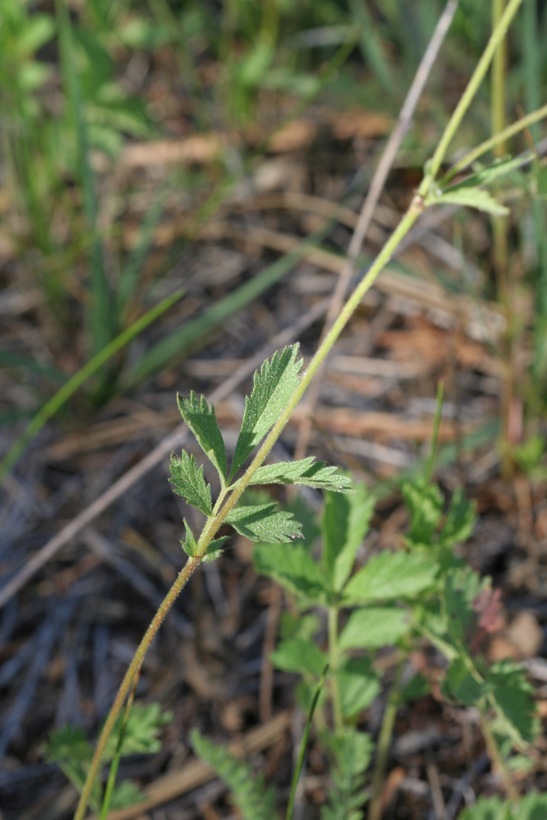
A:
[191, 730, 276, 820]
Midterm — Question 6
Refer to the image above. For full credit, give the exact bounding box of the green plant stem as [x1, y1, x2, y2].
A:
[285, 664, 329, 820]
[100, 673, 140, 818]
[479, 709, 519, 802]
[0, 289, 184, 484]
[367, 657, 404, 820]
[440, 102, 547, 185]
[74, 555, 200, 820]
[424, 381, 445, 484]
[327, 606, 344, 733]
[491, 0, 512, 477]
[420, 0, 524, 194]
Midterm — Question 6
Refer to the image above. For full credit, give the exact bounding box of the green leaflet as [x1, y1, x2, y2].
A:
[430, 185, 509, 215]
[191, 730, 276, 820]
[226, 502, 302, 543]
[244, 456, 353, 493]
[180, 519, 198, 558]
[337, 657, 380, 719]
[253, 541, 327, 603]
[270, 637, 327, 678]
[321, 484, 374, 594]
[459, 792, 547, 819]
[203, 536, 230, 564]
[339, 606, 409, 650]
[169, 451, 212, 515]
[343, 551, 437, 605]
[229, 344, 302, 478]
[176, 392, 227, 480]
[443, 155, 527, 190]
[487, 661, 540, 747]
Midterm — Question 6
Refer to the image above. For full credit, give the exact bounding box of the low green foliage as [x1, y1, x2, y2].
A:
[460, 793, 547, 820]
[46, 703, 171, 813]
[191, 729, 277, 820]
[252, 470, 539, 817]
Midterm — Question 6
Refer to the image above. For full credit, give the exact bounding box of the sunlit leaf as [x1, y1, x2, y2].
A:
[343, 551, 437, 605]
[339, 606, 409, 649]
[177, 392, 227, 479]
[230, 345, 302, 477]
[226, 502, 302, 543]
[169, 450, 212, 515]
[431, 186, 509, 215]
[245, 456, 352, 493]
[271, 638, 327, 677]
[322, 483, 374, 593]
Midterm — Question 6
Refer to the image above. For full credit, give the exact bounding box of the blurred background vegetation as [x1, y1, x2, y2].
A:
[2, 0, 545, 457]
[1, 1, 547, 816]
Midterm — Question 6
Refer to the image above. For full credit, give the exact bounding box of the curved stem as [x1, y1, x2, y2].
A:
[74, 555, 201, 820]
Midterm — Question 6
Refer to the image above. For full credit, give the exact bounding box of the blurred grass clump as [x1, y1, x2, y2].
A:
[1, 0, 546, 475]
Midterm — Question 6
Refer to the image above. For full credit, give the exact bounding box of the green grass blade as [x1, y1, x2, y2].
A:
[118, 193, 167, 315]
[0, 289, 184, 483]
[285, 664, 328, 820]
[125, 234, 326, 386]
[55, 0, 111, 356]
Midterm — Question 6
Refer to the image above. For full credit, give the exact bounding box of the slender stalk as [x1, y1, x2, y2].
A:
[100, 673, 140, 818]
[327, 606, 344, 733]
[367, 657, 405, 820]
[73, 555, 201, 820]
[420, 0, 524, 194]
[491, 0, 513, 478]
[480, 709, 519, 802]
[440, 103, 547, 185]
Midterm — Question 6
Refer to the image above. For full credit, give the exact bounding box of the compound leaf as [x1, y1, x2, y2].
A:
[191, 730, 276, 820]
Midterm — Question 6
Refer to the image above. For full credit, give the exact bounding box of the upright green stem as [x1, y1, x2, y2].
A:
[480, 708, 519, 802]
[327, 606, 344, 733]
[491, 0, 512, 477]
[420, 0, 523, 194]
[367, 657, 405, 820]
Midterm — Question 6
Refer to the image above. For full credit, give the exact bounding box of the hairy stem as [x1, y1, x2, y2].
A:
[74, 556, 201, 820]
